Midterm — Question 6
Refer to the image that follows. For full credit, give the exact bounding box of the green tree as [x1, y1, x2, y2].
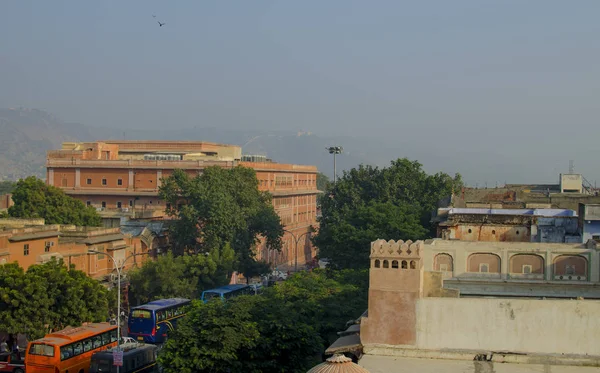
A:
[0, 263, 52, 340]
[159, 167, 283, 277]
[8, 176, 101, 226]
[0, 260, 110, 339]
[158, 299, 260, 373]
[158, 270, 366, 373]
[26, 259, 110, 335]
[314, 159, 462, 270]
[0, 181, 16, 195]
[316, 172, 330, 192]
[128, 245, 236, 306]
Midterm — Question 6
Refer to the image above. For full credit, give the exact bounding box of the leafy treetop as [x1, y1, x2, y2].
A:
[0, 259, 110, 340]
[8, 176, 101, 226]
[159, 167, 282, 278]
[314, 158, 463, 269]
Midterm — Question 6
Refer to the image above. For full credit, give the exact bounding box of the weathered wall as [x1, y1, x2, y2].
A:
[416, 297, 600, 355]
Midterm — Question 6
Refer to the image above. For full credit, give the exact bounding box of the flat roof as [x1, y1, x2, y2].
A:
[441, 208, 577, 217]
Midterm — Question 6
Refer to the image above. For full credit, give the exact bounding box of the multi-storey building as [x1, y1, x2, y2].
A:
[46, 141, 319, 268]
[0, 218, 151, 279]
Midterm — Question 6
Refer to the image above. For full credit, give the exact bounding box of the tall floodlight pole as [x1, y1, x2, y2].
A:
[326, 146, 343, 183]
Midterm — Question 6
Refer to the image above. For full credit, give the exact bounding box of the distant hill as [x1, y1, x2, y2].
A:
[0, 108, 400, 181]
[0, 108, 96, 180]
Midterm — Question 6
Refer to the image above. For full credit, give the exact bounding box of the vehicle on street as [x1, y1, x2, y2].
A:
[128, 298, 191, 344]
[25, 323, 118, 373]
[200, 284, 254, 303]
[90, 343, 159, 373]
[0, 351, 24, 373]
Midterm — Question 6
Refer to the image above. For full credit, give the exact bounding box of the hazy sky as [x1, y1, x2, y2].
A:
[2, 1, 600, 184]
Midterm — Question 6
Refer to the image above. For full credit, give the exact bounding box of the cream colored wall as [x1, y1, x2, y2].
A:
[422, 239, 600, 282]
[415, 297, 600, 356]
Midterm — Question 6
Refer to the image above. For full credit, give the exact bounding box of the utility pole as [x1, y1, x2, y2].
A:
[326, 146, 343, 183]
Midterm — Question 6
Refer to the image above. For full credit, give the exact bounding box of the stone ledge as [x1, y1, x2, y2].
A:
[362, 345, 600, 367]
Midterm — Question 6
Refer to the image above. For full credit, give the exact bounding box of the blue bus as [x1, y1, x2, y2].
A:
[127, 298, 191, 344]
[200, 284, 254, 303]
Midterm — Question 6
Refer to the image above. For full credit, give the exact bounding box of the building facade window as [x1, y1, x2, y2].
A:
[522, 265, 532, 274]
[86, 178, 92, 185]
[117, 201, 122, 209]
[117, 179, 123, 186]
[479, 263, 489, 273]
[101, 201, 106, 208]
[102, 178, 107, 186]
[86, 201, 91, 206]
[24, 244, 29, 256]
[129, 200, 133, 207]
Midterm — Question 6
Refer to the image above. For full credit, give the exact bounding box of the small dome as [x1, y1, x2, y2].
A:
[307, 354, 370, 373]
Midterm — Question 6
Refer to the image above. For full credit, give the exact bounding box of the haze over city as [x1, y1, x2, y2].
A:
[2, 0, 600, 185]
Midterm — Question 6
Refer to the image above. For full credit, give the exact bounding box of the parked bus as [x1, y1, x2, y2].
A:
[127, 298, 190, 344]
[25, 323, 118, 373]
[200, 284, 254, 303]
[90, 343, 159, 373]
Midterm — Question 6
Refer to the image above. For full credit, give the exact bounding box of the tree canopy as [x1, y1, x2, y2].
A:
[316, 172, 330, 192]
[158, 269, 366, 373]
[0, 259, 110, 339]
[128, 247, 236, 306]
[159, 167, 283, 278]
[8, 176, 101, 226]
[314, 158, 463, 269]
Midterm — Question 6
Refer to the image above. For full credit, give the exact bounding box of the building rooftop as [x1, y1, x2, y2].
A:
[439, 208, 577, 217]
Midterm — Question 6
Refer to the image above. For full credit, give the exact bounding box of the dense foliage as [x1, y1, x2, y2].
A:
[159, 167, 283, 278]
[316, 172, 330, 192]
[158, 269, 367, 373]
[0, 260, 110, 339]
[314, 158, 463, 269]
[8, 176, 102, 226]
[128, 247, 236, 306]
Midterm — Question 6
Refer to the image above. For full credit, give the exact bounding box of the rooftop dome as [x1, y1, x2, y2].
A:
[307, 354, 370, 373]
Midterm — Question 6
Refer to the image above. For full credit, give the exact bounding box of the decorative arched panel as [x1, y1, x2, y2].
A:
[553, 255, 587, 280]
[434, 253, 454, 272]
[467, 253, 501, 273]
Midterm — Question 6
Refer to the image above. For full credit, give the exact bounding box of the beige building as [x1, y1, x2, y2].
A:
[342, 239, 600, 372]
[421, 238, 600, 298]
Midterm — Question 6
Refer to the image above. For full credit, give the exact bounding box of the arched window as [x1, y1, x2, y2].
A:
[410, 260, 416, 269]
[401, 260, 408, 269]
[374, 259, 380, 268]
[392, 260, 399, 269]
[383, 260, 389, 268]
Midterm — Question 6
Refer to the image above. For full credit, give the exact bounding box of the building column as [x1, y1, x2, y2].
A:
[501, 248, 509, 280]
[48, 168, 54, 185]
[545, 250, 553, 281]
[128, 169, 134, 190]
[75, 168, 81, 188]
[590, 250, 600, 283]
[156, 170, 162, 189]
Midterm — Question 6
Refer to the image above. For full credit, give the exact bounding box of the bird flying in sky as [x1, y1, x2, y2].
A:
[157, 21, 165, 27]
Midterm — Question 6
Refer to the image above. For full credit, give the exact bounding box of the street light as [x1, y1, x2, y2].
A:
[283, 229, 313, 272]
[326, 146, 343, 184]
[87, 251, 146, 373]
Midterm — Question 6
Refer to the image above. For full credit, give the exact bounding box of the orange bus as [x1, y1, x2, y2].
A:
[25, 323, 118, 373]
